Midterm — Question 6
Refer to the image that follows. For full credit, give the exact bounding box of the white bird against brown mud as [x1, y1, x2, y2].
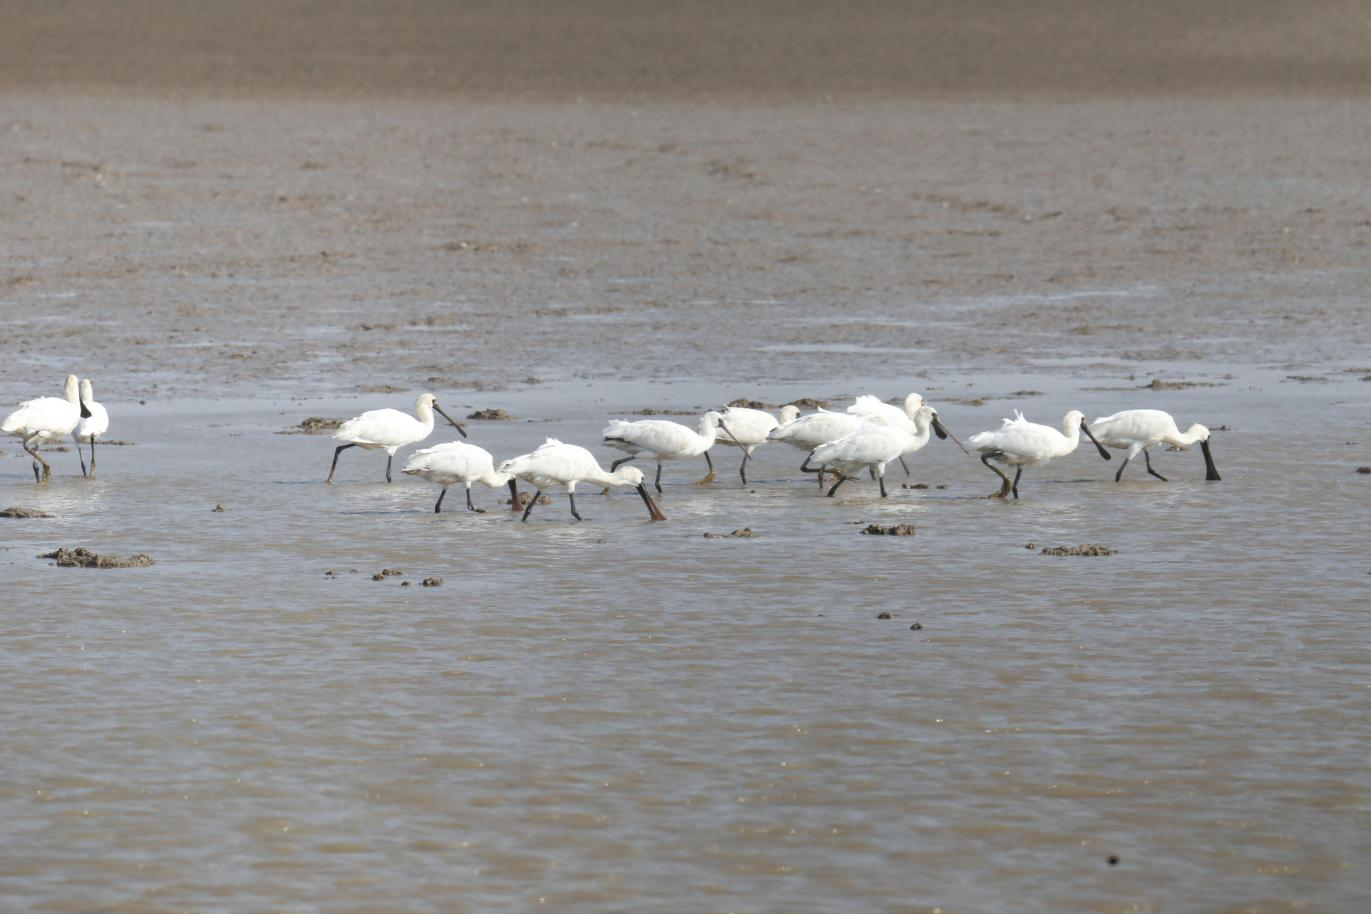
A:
[2, 374, 91, 484]
[1089, 409, 1221, 482]
[968, 409, 1112, 498]
[326, 392, 465, 484]
[499, 438, 667, 522]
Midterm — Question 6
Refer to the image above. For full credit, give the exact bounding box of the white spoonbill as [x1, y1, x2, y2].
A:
[804, 406, 953, 497]
[601, 412, 722, 492]
[847, 392, 925, 431]
[402, 441, 520, 513]
[2, 374, 90, 484]
[1089, 409, 1221, 482]
[767, 407, 873, 487]
[326, 392, 466, 484]
[714, 404, 800, 483]
[72, 378, 109, 478]
[499, 438, 667, 522]
[968, 409, 1112, 498]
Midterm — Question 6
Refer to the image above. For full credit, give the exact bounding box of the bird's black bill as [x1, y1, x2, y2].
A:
[1081, 421, 1112, 460]
[79, 399, 92, 419]
[932, 416, 970, 455]
[1200, 438, 1221, 481]
[637, 483, 667, 521]
[433, 405, 467, 437]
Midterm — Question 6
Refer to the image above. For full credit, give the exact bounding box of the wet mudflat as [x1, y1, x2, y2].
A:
[2, 363, 1368, 913]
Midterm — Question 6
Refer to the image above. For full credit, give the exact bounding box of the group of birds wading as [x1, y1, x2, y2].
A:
[4, 377, 1221, 520]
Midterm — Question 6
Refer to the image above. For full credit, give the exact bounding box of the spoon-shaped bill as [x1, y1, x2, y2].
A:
[433, 404, 468, 437]
[1080, 420, 1112, 460]
[637, 483, 667, 521]
[932, 415, 969, 455]
[1200, 438, 1221, 481]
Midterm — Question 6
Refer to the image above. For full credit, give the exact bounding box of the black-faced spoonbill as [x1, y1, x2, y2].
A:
[499, 438, 667, 522]
[968, 409, 1112, 498]
[766, 407, 871, 486]
[1089, 409, 1221, 482]
[805, 406, 953, 497]
[402, 441, 520, 512]
[847, 392, 928, 476]
[2, 374, 91, 483]
[72, 379, 109, 478]
[601, 412, 722, 492]
[714, 404, 799, 483]
[325, 392, 465, 484]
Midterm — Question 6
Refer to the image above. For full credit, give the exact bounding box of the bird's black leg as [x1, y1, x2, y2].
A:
[878, 472, 888, 498]
[568, 491, 583, 521]
[610, 456, 634, 471]
[508, 479, 522, 511]
[385, 453, 394, 484]
[325, 443, 356, 483]
[1115, 456, 1131, 482]
[980, 454, 1012, 499]
[75, 437, 88, 477]
[1011, 465, 1023, 499]
[800, 453, 827, 488]
[899, 456, 911, 477]
[23, 434, 50, 484]
[654, 462, 663, 494]
[1144, 450, 1168, 481]
[88, 434, 97, 477]
[826, 475, 847, 497]
[521, 489, 543, 522]
[434, 488, 447, 512]
[739, 451, 749, 485]
[466, 487, 486, 512]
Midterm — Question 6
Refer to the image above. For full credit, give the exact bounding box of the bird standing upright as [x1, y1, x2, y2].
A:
[326, 392, 465, 484]
[601, 412, 722, 492]
[72, 378, 109, 477]
[968, 409, 1112, 498]
[3, 374, 90, 483]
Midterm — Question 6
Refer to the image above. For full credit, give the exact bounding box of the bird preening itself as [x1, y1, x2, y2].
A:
[499, 438, 667, 522]
[968, 409, 1112, 499]
[2, 374, 92, 484]
[1088, 409, 1221, 482]
[326, 392, 466, 484]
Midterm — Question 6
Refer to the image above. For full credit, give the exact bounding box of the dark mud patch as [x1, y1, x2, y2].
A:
[1143, 379, 1221, 390]
[703, 527, 756, 539]
[371, 567, 404, 581]
[212, 504, 226, 512]
[727, 398, 773, 409]
[862, 524, 916, 536]
[39, 546, 155, 567]
[466, 408, 512, 420]
[507, 492, 552, 508]
[97, 439, 136, 446]
[1, 506, 52, 518]
[1008, 390, 1044, 398]
[632, 407, 699, 416]
[280, 416, 343, 435]
[1285, 374, 1331, 383]
[1035, 544, 1116, 556]
[422, 577, 443, 587]
[1356, 467, 1371, 475]
[945, 397, 986, 406]
[786, 397, 830, 409]
[900, 483, 947, 490]
[357, 384, 406, 394]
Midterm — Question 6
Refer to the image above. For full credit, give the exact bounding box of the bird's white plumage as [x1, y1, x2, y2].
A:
[847, 392, 925, 432]
[1089, 408, 1219, 481]
[3, 374, 83, 444]
[714, 404, 798, 450]
[810, 406, 944, 495]
[767, 408, 870, 451]
[601, 413, 721, 461]
[499, 438, 667, 521]
[969, 409, 1088, 466]
[403, 441, 510, 488]
[73, 379, 108, 443]
[334, 393, 446, 454]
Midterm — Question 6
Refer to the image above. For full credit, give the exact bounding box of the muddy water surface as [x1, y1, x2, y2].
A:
[2, 365, 1368, 913]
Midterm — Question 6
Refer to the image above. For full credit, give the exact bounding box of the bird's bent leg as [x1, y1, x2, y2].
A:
[23, 434, 50, 485]
[610, 456, 634, 471]
[899, 456, 911, 477]
[568, 491, 582, 521]
[1143, 450, 1168, 481]
[980, 454, 1012, 499]
[654, 462, 664, 494]
[434, 488, 447, 513]
[1114, 456, 1130, 482]
[521, 489, 543, 522]
[826, 474, 848, 497]
[1011, 465, 1023, 499]
[739, 451, 749, 485]
[325, 443, 356, 483]
[694, 451, 716, 486]
[385, 453, 394, 484]
[466, 487, 485, 513]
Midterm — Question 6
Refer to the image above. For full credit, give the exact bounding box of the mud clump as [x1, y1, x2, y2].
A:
[1039, 544, 1116, 556]
[371, 567, 404, 581]
[466, 408, 511, 420]
[1, 506, 51, 518]
[507, 492, 552, 508]
[861, 524, 916, 536]
[1357, 467, 1371, 475]
[786, 397, 830, 409]
[39, 547, 155, 568]
[877, 611, 893, 619]
[727, 398, 773, 409]
[1143, 378, 1217, 390]
[632, 407, 697, 416]
[284, 417, 343, 434]
[422, 577, 443, 587]
[212, 504, 226, 512]
[703, 527, 756, 539]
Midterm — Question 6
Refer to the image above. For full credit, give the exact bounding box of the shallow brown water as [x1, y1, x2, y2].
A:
[2, 364, 1368, 913]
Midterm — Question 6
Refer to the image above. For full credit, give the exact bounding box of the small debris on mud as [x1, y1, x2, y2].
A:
[703, 527, 756, 539]
[1284, 375, 1330, 383]
[902, 483, 930, 489]
[400, 580, 411, 587]
[371, 567, 405, 581]
[727, 398, 773, 409]
[909, 622, 923, 630]
[786, 397, 830, 409]
[1357, 467, 1371, 475]
[1038, 544, 1116, 556]
[39, 546, 155, 568]
[422, 577, 443, 587]
[1009, 389, 1043, 397]
[631, 406, 698, 415]
[466, 408, 511, 420]
[876, 611, 893, 619]
[282, 416, 343, 434]
[947, 397, 986, 406]
[212, 504, 225, 512]
[98, 439, 136, 446]
[358, 384, 405, 394]
[1, 506, 51, 518]
[1143, 378, 1218, 390]
[861, 524, 917, 536]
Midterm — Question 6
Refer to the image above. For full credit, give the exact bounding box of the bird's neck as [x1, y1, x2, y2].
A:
[1169, 424, 1206, 447]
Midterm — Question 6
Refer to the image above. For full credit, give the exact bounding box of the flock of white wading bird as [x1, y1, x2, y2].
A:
[4, 376, 1222, 521]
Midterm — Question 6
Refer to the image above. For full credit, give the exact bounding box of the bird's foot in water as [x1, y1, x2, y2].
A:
[693, 470, 716, 486]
